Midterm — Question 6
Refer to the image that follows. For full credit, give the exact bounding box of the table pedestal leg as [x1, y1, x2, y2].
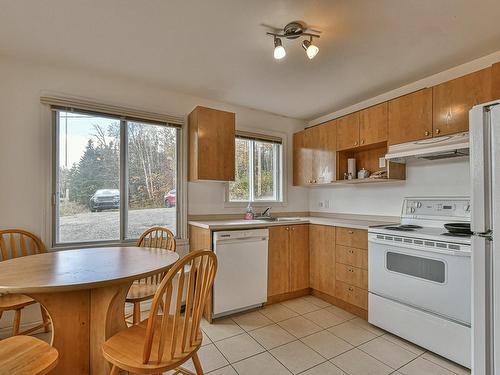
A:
[90, 283, 131, 375]
[30, 290, 91, 375]
[30, 281, 131, 375]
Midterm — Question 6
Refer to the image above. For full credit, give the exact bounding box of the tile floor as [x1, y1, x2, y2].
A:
[33, 295, 471, 375]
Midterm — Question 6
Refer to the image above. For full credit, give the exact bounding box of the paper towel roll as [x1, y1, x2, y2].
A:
[348, 158, 356, 178]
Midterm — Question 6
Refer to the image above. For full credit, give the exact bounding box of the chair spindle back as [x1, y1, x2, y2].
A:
[142, 250, 217, 365]
[136, 226, 176, 285]
[0, 229, 46, 262]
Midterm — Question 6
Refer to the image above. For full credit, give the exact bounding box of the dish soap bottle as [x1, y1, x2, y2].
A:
[244, 203, 255, 220]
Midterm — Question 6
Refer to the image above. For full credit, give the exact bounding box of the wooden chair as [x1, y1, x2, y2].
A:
[0, 335, 58, 375]
[127, 226, 177, 324]
[103, 250, 217, 375]
[0, 229, 51, 336]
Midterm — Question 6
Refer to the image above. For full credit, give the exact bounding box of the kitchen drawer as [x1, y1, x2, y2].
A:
[336, 227, 368, 249]
[336, 263, 368, 290]
[335, 281, 368, 310]
[336, 245, 367, 270]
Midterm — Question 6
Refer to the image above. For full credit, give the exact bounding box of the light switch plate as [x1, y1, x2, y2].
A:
[379, 157, 386, 168]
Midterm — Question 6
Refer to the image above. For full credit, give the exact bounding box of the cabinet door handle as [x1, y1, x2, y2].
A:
[291, 227, 295, 231]
[285, 227, 289, 231]
[354, 141, 358, 146]
[313, 179, 317, 183]
[361, 139, 365, 145]
[348, 250, 354, 254]
[435, 128, 441, 135]
[425, 131, 430, 136]
[348, 287, 354, 292]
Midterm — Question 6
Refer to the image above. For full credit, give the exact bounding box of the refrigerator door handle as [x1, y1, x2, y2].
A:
[472, 234, 492, 375]
[469, 105, 492, 234]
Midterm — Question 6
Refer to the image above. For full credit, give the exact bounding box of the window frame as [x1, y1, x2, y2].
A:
[225, 130, 286, 207]
[51, 108, 182, 248]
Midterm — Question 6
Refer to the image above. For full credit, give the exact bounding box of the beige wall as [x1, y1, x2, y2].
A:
[0, 56, 308, 246]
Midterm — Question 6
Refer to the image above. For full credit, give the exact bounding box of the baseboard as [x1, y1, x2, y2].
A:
[266, 288, 311, 305]
[311, 289, 368, 320]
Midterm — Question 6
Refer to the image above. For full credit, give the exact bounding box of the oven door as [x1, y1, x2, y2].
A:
[369, 237, 471, 325]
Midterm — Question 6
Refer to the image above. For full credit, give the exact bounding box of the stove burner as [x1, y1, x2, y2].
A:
[441, 232, 472, 238]
[399, 225, 423, 229]
[384, 226, 415, 231]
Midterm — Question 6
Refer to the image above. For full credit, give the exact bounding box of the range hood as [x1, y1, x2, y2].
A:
[385, 132, 469, 160]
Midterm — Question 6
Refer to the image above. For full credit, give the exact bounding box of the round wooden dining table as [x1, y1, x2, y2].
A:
[0, 246, 179, 375]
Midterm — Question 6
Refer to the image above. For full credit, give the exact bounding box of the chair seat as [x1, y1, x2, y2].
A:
[102, 315, 202, 374]
[0, 294, 36, 310]
[0, 335, 58, 375]
[126, 282, 160, 303]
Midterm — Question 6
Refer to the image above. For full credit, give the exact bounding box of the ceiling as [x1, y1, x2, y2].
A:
[1, 0, 499, 120]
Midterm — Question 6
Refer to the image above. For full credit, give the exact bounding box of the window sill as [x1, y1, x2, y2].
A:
[51, 238, 188, 251]
[223, 200, 287, 209]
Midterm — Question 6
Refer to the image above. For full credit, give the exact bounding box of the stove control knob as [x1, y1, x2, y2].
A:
[464, 204, 470, 212]
[409, 207, 416, 213]
[416, 202, 422, 208]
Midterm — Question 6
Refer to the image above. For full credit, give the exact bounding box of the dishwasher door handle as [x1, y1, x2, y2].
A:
[215, 236, 268, 245]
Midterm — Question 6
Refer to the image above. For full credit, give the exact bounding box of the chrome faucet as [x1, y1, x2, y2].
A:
[261, 207, 272, 217]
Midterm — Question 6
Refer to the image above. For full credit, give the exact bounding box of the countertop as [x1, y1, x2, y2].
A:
[188, 215, 398, 231]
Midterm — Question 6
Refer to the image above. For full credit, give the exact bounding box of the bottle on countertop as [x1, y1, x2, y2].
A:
[244, 203, 255, 220]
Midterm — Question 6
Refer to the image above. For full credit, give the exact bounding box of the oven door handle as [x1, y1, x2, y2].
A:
[368, 238, 471, 257]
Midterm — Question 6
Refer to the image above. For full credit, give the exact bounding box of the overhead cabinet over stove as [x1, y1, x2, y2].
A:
[293, 63, 500, 186]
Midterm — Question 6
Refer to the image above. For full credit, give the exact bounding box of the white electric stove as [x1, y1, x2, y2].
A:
[368, 197, 471, 368]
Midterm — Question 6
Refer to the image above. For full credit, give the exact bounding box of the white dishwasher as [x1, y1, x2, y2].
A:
[213, 229, 268, 319]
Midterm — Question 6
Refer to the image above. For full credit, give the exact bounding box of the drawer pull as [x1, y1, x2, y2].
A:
[348, 268, 354, 272]
[348, 230, 354, 234]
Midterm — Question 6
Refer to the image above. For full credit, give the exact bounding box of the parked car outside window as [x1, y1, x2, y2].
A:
[89, 189, 120, 212]
[164, 189, 176, 208]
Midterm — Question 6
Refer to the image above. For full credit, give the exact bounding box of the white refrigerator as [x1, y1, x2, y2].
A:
[470, 100, 500, 374]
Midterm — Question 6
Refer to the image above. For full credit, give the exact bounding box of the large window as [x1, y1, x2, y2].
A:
[54, 110, 179, 245]
[228, 134, 282, 203]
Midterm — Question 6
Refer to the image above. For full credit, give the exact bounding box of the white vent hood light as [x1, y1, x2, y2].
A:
[385, 132, 469, 160]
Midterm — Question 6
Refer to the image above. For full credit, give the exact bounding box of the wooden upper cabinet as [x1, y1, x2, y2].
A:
[293, 130, 312, 186]
[309, 225, 336, 295]
[359, 102, 388, 146]
[188, 106, 235, 181]
[433, 68, 491, 136]
[336, 112, 360, 151]
[311, 121, 337, 184]
[289, 224, 310, 292]
[493, 63, 500, 101]
[388, 88, 433, 145]
[267, 226, 290, 297]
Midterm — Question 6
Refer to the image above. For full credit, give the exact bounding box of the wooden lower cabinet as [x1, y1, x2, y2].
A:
[309, 225, 336, 295]
[336, 245, 367, 270]
[309, 225, 369, 319]
[335, 281, 368, 310]
[268, 225, 309, 300]
[335, 263, 368, 290]
[268, 226, 291, 297]
[290, 225, 310, 291]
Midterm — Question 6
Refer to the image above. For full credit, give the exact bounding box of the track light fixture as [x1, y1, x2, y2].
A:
[267, 21, 321, 61]
[302, 37, 319, 60]
[273, 37, 286, 60]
